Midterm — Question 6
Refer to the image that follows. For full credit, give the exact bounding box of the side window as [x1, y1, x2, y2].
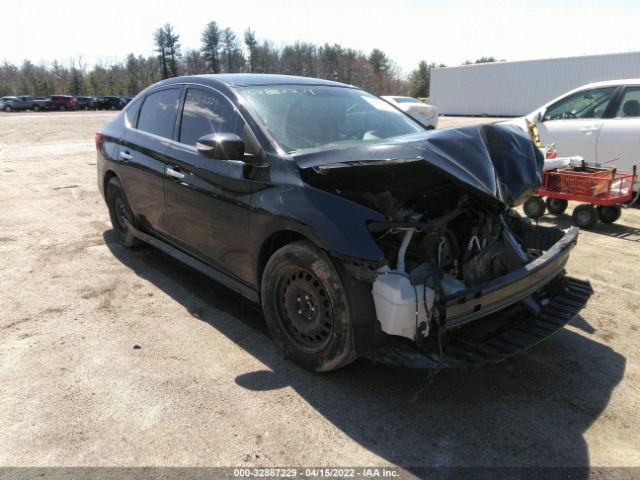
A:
[179, 88, 255, 154]
[137, 88, 181, 139]
[614, 87, 640, 118]
[544, 87, 615, 121]
[124, 96, 143, 127]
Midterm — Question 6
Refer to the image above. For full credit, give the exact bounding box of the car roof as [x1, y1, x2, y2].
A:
[160, 73, 355, 89]
[578, 78, 640, 88]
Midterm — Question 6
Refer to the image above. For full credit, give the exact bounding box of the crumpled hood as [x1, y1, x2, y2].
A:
[295, 124, 544, 206]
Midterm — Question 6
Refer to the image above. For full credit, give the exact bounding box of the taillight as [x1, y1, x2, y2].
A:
[95, 131, 103, 150]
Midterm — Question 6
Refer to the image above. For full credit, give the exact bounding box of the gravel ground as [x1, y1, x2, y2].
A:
[0, 112, 638, 474]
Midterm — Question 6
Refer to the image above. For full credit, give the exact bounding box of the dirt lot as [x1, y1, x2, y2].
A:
[1, 111, 639, 473]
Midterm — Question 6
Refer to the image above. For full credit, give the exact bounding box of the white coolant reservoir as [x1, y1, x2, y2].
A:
[372, 270, 434, 341]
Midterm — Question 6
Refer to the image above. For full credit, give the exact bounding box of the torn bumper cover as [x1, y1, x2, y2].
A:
[368, 276, 593, 369]
[444, 226, 579, 330]
[366, 227, 592, 369]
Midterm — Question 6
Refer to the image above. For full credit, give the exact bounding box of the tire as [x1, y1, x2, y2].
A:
[572, 204, 598, 229]
[4, 105, 12, 112]
[32, 105, 40, 112]
[110, 105, 117, 111]
[523, 196, 546, 219]
[597, 205, 622, 223]
[59, 104, 66, 111]
[546, 198, 568, 215]
[106, 177, 140, 248]
[261, 240, 357, 372]
[84, 105, 90, 111]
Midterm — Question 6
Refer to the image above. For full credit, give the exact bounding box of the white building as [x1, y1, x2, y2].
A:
[430, 51, 640, 117]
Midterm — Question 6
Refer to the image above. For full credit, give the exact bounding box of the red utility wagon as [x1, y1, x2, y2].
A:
[524, 165, 637, 228]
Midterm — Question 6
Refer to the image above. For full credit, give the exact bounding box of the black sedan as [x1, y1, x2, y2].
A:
[96, 96, 127, 110]
[96, 74, 592, 372]
[75, 96, 97, 110]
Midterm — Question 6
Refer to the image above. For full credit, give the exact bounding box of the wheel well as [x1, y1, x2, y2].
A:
[257, 230, 308, 287]
[103, 170, 117, 197]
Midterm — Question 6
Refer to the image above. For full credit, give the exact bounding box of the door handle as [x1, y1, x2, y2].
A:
[119, 151, 132, 161]
[166, 166, 185, 179]
[579, 126, 599, 132]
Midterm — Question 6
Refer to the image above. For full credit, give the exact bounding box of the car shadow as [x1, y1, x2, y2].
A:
[104, 230, 625, 473]
[539, 213, 640, 243]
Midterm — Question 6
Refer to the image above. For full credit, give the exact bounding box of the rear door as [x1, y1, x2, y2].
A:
[596, 85, 640, 180]
[119, 87, 182, 236]
[537, 86, 617, 161]
[163, 86, 256, 283]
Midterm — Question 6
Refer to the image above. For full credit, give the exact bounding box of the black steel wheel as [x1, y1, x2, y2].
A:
[277, 269, 334, 352]
[597, 205, 622, 223]
[261, 241, 357, 372]
[106, 177, 140, 248]
[524, 196, 546, 219]
[546, 198, 568, 215]
[572, 204, 598, 229]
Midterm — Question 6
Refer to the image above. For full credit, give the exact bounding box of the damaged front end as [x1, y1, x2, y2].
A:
[299, 124, 593, 368]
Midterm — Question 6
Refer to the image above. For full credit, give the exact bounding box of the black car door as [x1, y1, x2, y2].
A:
[163, 86, 255, 284]
[119, 87, 182, 237]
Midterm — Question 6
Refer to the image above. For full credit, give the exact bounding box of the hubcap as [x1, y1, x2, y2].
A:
[278, 270, 333, 352]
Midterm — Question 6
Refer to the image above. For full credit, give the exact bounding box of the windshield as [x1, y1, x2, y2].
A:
[238, 85, 424, 154]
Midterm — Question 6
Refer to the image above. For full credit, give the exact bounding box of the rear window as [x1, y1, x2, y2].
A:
[137, 88, 181, 139]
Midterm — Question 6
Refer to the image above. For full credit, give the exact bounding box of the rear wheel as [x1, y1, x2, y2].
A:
[523, 196, 546, 219]
[32, 105, 40, 112]
[59, 104, 66, 111]
[597, 205, 622, 223]
[261, 241, 357, 372]
[106, 177, 140, 248]
[573, 204, 598, 228]
[546, 198, 568, 215]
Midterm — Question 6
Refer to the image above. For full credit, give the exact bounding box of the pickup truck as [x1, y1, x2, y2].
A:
[0, 96, 51, 112]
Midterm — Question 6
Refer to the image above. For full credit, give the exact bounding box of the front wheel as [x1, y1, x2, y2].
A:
[261, 241, 357, 372]
[59, 104, 66, 111]
[597, 205, 622, 223]
[32, 105, 40, 112]
[3, 105, 12, 112]
[106, 177, 140, 248]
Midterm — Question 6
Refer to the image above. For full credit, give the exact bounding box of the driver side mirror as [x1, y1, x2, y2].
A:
[197, 133, 245, 161]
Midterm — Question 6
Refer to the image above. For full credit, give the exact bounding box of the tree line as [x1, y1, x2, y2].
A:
[0, 21, 498, 99]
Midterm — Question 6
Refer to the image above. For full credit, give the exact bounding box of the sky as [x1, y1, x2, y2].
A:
[1, 0, 639, 74]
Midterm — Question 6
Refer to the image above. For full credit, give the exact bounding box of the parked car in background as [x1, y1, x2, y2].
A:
[75, 96, 97, 110]
[0, 95, 51, 112]
[119, 96, 133, 106]
[49, 95, 78, 111]
[96, 74, 590, 372]
[97, 96, 127, 110]
[507, 79, 640, 191]
[381, 95, 439, 129]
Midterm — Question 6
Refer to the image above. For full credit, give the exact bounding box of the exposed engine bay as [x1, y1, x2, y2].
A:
[302, 156, 585, 361]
